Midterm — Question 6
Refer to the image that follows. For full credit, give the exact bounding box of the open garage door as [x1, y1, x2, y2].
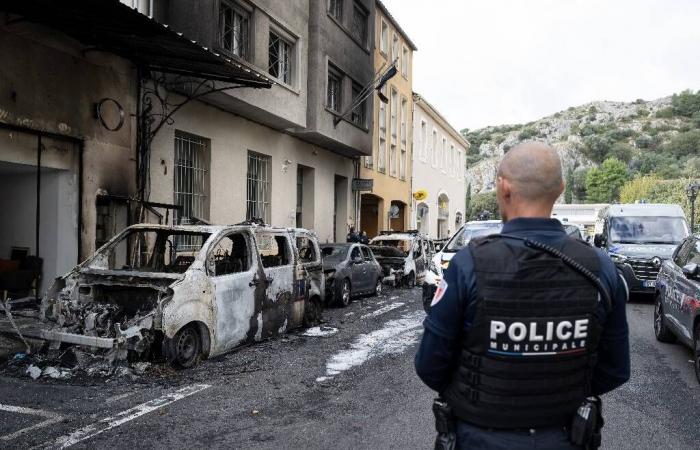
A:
[0, 128, 80, 298]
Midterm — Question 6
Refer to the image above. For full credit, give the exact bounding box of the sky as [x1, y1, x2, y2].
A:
[381, 0, 700, 131]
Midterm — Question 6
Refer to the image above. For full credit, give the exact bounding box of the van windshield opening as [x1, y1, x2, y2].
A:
[609, 216, 688, 245]
[371, 239, 411, 257]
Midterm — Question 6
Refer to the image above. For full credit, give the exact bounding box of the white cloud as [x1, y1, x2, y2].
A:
[382, 0, 700, 130]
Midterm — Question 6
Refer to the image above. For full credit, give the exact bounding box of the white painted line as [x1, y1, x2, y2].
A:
[360, 302, 405, 319]
[40, 384, 211, 449]
[0, 404, 64, 442]
[316, 310, 423, 382]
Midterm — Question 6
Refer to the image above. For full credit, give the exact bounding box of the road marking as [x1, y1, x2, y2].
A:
[40, 384, 211, 449]
[360, 302, 405, 319]
[317, 310, 423, 382]
[0, 404, 64, 442]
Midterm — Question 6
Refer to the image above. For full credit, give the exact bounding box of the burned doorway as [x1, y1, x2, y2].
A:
[360, 193, 383, 239]
[0, 128, 80, 297]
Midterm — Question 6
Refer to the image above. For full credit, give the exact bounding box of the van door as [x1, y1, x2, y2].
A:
[208, 230, 259, 353]
[296, 232, 324, 302]
[413, 238, 426, 282]
[254, 230, 298, 337]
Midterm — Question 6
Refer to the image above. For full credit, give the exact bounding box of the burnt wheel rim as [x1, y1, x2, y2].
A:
[375, 280, 382, 296]
[654, 300, 662, 336]
[176, 328, 197, 364]
[342, 281, 351, 304]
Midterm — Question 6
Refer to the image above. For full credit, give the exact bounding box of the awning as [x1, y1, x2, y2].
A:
[0, 0, 273, 87]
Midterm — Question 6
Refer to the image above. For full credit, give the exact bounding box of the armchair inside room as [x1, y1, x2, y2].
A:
[0, 248, 43, 301]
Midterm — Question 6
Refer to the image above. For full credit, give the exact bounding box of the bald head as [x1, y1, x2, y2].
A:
[498, 142, 563, 202]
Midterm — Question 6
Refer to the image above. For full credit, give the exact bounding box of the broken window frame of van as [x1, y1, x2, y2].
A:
[35, 223, 323, 369]
[369, 232, 427, 288]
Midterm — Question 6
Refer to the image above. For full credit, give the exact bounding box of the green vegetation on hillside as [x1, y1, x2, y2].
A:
[465, 89, 700, 218]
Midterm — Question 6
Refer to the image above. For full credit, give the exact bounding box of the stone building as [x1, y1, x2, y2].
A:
[148, 0, 376, 243]
[358, 0, 416, 238]
[411, 93, 469, 239]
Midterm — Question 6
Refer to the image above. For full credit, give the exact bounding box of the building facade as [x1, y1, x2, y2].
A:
[358, 0, 416, 238]
[411, 93, 469, 239]
[149, 0, 376, 243]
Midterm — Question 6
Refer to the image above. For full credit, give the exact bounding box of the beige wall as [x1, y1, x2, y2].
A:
[149, 98, 355, 243]
[359, 6, 414, 237]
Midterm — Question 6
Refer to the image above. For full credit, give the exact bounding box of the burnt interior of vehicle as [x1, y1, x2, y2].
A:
[371, 240, 411, 257]
[96, 229, 212, 273]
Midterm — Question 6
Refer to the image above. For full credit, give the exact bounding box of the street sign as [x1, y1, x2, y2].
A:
[352, 178, 374, 192]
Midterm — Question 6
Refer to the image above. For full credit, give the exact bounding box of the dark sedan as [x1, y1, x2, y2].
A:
[320, 244, 383, 306]
[654, 234, 700, 383]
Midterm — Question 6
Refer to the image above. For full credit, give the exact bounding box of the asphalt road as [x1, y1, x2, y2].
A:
[1, 289, 699, 449]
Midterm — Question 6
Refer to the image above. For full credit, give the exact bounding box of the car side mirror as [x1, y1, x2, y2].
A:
[682, 262, 699, 278]
[593, 234, 606, 248]
[435, 244, 443, 252]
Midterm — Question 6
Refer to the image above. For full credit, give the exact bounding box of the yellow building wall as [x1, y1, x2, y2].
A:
[359, 7, 414, 238]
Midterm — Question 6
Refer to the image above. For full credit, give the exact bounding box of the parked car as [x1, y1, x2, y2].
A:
[423, 220, 503, 311]
[654, 234, 700, 383]
[370, 230, 428, 287]
[2, 223, 324, 369]
[594, 204, 689, 298]
[320, 243, 383, 306]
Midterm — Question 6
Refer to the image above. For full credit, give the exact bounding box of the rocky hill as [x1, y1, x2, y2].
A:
[462, 91, 700, 199]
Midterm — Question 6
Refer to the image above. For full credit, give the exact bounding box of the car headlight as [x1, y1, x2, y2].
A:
[609, 253, 627, 264]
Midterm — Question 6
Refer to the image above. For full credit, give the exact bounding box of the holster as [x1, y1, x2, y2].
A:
[433, 398, 457, 450]
[569, 397, 604, 449]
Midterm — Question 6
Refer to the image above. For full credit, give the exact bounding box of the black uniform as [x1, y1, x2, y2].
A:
[416, 218, 630, 449]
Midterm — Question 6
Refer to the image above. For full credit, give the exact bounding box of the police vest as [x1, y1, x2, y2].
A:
[443, 235, 604, 429]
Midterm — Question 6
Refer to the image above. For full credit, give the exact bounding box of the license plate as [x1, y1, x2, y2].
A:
[643, 280, 656, 288]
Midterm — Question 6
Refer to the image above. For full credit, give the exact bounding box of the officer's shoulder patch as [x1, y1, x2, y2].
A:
[431, 279, 449, 306]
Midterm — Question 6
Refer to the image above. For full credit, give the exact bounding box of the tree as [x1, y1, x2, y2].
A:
[564, 169, 573, 204]
[671, 89, 700, 118]
[468, 191, 500, 220]
[662, 130, 700, 157]
[582, 135, 613, 163]
[620, 175, 658, 203]
[585, 158, 628, 203]
[465, 183, 472, 215]
[572, 167, 589, 202]
[608, 142, 633, 163]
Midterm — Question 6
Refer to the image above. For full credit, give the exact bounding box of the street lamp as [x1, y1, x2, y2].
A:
[686, 182, 700, 233]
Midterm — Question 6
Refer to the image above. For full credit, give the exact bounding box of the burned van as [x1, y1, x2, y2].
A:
[29, 223, 322, 368]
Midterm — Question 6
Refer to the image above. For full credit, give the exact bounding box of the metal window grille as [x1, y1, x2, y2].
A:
[432, 131, 438, 167]
[390, 144, 397, 177]
[328, 0, 343, 20]
[351, 3, 368, 45]
[296, 167, 303, 228]
[420, 122, 427, 160]
[351, 82, 366, 126]
[268, 31, 292, 84]
[327, 68, 342, 112]
[378, 137, 386, 172]
[392, 35, 399, 63]
[174, 132, 210, 251]
[220, 1, 249, 59]
[247, 151, 271, 223]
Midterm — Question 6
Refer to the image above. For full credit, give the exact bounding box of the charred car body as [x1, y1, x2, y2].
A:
[13, 224, 323, 368]
[320, 243, 383, 306]
[370, 230, 428, 287]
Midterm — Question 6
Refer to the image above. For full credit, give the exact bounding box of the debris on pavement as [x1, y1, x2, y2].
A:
[26, 364, 41, 380]
[303, 326, 339, 338]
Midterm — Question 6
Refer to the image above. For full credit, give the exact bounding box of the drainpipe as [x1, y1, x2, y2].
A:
[35, 134, 42, 259]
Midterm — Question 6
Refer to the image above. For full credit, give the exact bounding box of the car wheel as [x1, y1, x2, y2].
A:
[405, 272, 416, 288]
[165, 324, 202, 369]
[654, 296, 676, 343]
[337, 279, 351, 307]
[694, 322, 700, 384]
[304, 296, 323, 327]
[374, 278, 382, 297]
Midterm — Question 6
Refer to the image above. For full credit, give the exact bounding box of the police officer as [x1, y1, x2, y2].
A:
[415, 142, 630, 449]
